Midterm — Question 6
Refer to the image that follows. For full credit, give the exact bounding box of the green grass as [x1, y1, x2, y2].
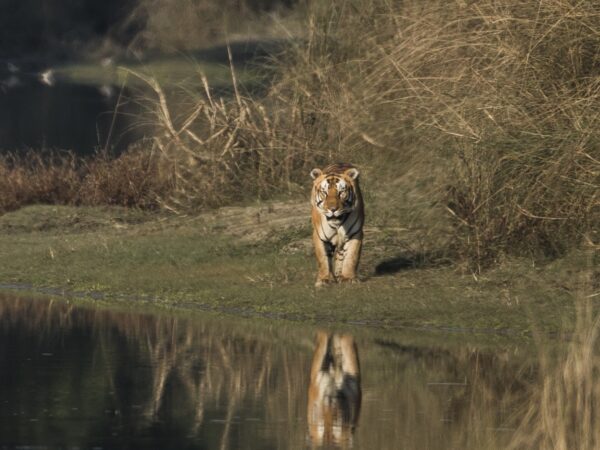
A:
[0, 204, 592, 336]
[55, 53, 265, 91]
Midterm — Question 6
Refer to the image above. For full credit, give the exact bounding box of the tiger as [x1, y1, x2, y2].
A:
[307, 331, 362, 447]
[310, 163, 364, 287]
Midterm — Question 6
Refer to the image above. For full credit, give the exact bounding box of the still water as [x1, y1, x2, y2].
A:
[0, 294, 539, 449]
[0, 78, 139, 154]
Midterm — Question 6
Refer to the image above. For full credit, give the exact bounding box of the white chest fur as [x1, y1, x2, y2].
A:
[316, 208, 362, 246]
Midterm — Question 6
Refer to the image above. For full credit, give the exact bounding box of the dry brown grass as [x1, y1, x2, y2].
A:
[123, 64, 322, 211]
[0, 62, 320, 214]
[79, 144, 171, 208]
[0, 151, 81, 213]
[272, 0, 600, 267]
[0, 147, 171, 213]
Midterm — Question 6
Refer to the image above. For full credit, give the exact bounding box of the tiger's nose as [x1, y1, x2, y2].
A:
[329, 207, 338, 213]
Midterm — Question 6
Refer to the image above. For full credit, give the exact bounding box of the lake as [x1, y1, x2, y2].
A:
[0, 74, 140, 155]
[0, 42, 274, 156]
[0, 293, 551, 449]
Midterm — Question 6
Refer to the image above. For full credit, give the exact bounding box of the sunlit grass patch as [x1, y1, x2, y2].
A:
[56, 54, 264, 91]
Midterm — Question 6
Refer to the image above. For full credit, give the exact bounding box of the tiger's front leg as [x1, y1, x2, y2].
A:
[338, 236, 363, 283]
[313, 231, 335, 287]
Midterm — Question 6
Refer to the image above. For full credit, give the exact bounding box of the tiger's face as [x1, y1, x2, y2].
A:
[310, 167, 359, 220]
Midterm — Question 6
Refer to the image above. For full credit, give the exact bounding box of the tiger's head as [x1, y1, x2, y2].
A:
[310, 164, 361, 220]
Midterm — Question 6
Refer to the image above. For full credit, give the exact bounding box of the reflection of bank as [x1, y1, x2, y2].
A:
[307, 331, 362, 448]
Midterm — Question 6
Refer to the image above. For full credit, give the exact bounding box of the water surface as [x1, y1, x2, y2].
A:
[0, 79, 139, 154]
[0, 294, 539, 449]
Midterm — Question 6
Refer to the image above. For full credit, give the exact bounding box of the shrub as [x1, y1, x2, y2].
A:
[0, 148, 170, 213]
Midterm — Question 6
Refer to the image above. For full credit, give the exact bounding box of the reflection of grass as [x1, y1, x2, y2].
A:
[0, 293, 536, 449]
[7, 286, 599, 448]
[0, 204, 587, 335]
[0, 293, 310, 448]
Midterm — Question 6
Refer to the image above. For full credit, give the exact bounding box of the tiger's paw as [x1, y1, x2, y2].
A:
[315, 277, 335, 288]
[338, 276, 360, 284]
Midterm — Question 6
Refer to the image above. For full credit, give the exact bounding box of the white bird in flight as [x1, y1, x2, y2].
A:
[39, 69, 55, 86]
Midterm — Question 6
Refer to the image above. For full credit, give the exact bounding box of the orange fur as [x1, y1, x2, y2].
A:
[310, 163, 364, 287]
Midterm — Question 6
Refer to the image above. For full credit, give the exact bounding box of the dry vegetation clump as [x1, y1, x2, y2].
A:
[125, 68, 325, 211]
[270, 0, 600, 266]
[79, 144, 171, 208]
[0, 148, 172, 213]
[0, 151, 81, 213]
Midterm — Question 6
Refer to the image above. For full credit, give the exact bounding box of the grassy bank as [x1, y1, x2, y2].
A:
[0, 204, 595, 335]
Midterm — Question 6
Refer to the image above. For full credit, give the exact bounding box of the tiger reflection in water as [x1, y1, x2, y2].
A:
[307, 331, 361, 448]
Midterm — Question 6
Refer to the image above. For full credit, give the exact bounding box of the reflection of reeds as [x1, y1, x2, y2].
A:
[0, 295, 309, 445]
[509, 303, 600, 450]
[4, 292, 600, 449]
[509, 252, 599, 450]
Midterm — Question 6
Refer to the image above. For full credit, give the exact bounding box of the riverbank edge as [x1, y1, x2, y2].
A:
[0, 282, 547, 354]
[0, 204, 593, 344]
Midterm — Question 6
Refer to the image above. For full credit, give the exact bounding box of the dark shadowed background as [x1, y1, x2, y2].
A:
[0, 0, 297, 60]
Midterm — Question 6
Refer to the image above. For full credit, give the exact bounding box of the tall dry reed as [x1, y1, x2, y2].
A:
[123, 62, 323, 211]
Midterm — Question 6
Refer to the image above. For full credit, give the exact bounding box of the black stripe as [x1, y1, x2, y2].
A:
[346, 217, 363, 240]
[338, 212, 350, 223]
[344, 213, 359, 236]
[347, 225, 363, 241]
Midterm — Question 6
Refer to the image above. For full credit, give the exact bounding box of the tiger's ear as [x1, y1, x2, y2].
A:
[310, 168, 322, 179]
[345, 167, 359, 180]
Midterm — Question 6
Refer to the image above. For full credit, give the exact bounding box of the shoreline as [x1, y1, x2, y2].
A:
[0, 281, 537, 339]
[0, 203, 592, 341]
